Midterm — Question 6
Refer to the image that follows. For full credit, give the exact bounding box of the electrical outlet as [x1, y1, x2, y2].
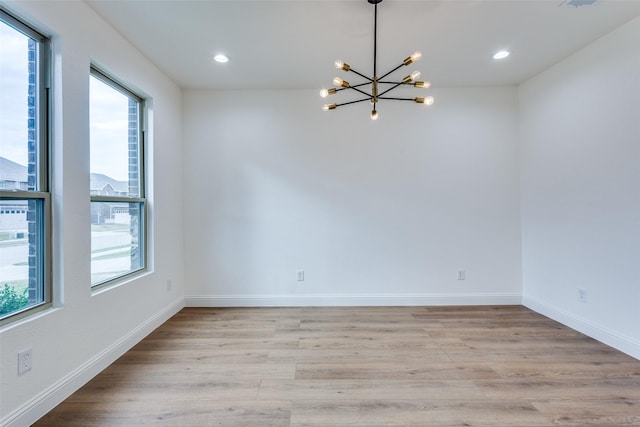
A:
[457, 269, 466, 280]
[18, 348, 32, 375]
[578, 288, 587, 303]
[297, 270, 304, 281]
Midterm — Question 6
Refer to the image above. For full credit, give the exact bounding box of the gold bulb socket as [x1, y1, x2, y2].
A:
[326, 103, 337, 110]
[414, 97, 425, 104]
[414, 81, 431, 88]
[333, 77, 350, 88]
[402, 74, 413, 84]
[403, 56, 414, 66]
[328, 88, 337, 95]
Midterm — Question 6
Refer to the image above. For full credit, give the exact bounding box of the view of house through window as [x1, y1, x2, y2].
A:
[89, 69, 146, 286]
[0, 11, 50, 320]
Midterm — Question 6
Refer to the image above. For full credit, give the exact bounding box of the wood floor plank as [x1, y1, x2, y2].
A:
[257, 379, 483, 401]
[115, 349, 271, 365]
[532, 399, 640, 426]
[475, 378, 640, 401]
[63, 378, 262, 403]
[267, 348, 453, 364]
[34, 400, 292, 427]
[34, 306, 640, 426]
[295, 362, 499, 380]
[96, 361, 296, 381]
[291, 400, 554, 427]
[491, 362, 640, 380]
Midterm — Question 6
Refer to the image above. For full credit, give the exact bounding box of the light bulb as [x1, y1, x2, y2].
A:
[371, 110, 378, 120]
[415, 96, 434, 105]
[322, 103, 337, 111]
[402, 71, 421, 84]
[333, 77, 349, 88]
[414, 96, 435, 105]
[403, 51, 422, 66]
[414, 81, 431, 89]
[320, 88, 336, 98]
[493, 50, 510, 60]
[334, 60, 350, 71]
[213, 54, 229, 63]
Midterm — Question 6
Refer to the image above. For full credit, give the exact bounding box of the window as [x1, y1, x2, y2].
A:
[0, 10, 51, 321]
[89, 67, 146, 286]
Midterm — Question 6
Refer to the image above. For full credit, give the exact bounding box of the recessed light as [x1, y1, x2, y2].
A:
[493, 50, 510, 60]
[214, 54, 229, 63]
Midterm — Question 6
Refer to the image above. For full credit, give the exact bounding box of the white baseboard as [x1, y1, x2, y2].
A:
[185, 293, 522, 307]
[3, 298, 185, 427]
[523, 295, 640, 361]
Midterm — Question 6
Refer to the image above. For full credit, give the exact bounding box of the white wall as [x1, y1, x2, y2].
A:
[183, 87, 522, 306]
[0, 2, 184, 425]
[520, 17, 640, 359]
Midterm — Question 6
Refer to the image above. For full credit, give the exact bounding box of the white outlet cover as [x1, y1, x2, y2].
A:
[18, 349, 32, 375]
[578, 288, 587, 303]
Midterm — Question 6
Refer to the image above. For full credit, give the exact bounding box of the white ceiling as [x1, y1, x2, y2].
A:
[85, 0, 640, 90]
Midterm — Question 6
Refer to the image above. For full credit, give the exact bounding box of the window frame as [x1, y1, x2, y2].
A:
[0, 8, 52, 323]
[89, 65, 147, 288]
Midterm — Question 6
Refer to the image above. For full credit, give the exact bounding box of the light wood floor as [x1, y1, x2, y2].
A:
[35, 306, 640, 426]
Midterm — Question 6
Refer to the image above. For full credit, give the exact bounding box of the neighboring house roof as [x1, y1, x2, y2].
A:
[1, 157, 127, 193]
[0, 156, 28, 182]
[90, 173, 128, 194]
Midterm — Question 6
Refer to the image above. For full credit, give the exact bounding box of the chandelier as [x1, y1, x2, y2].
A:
[321, 0, 434, 120]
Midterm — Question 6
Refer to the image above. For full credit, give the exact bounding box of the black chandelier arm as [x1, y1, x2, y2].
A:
[377, 96, 415, 101]
[332, 82, 371, 93]
[378, 81, 413, 85]
[348, 85, 375, 98]
[336, 97, 374, 108]
[378, 63, 405, 81]
[347, 67, 374, 82]
[377, 82, 403, 98]
[345, 82, 371, 90]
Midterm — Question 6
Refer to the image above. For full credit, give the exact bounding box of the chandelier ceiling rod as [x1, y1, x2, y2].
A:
[321, 0, 435, 120]
[373, 0, 378, 94]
